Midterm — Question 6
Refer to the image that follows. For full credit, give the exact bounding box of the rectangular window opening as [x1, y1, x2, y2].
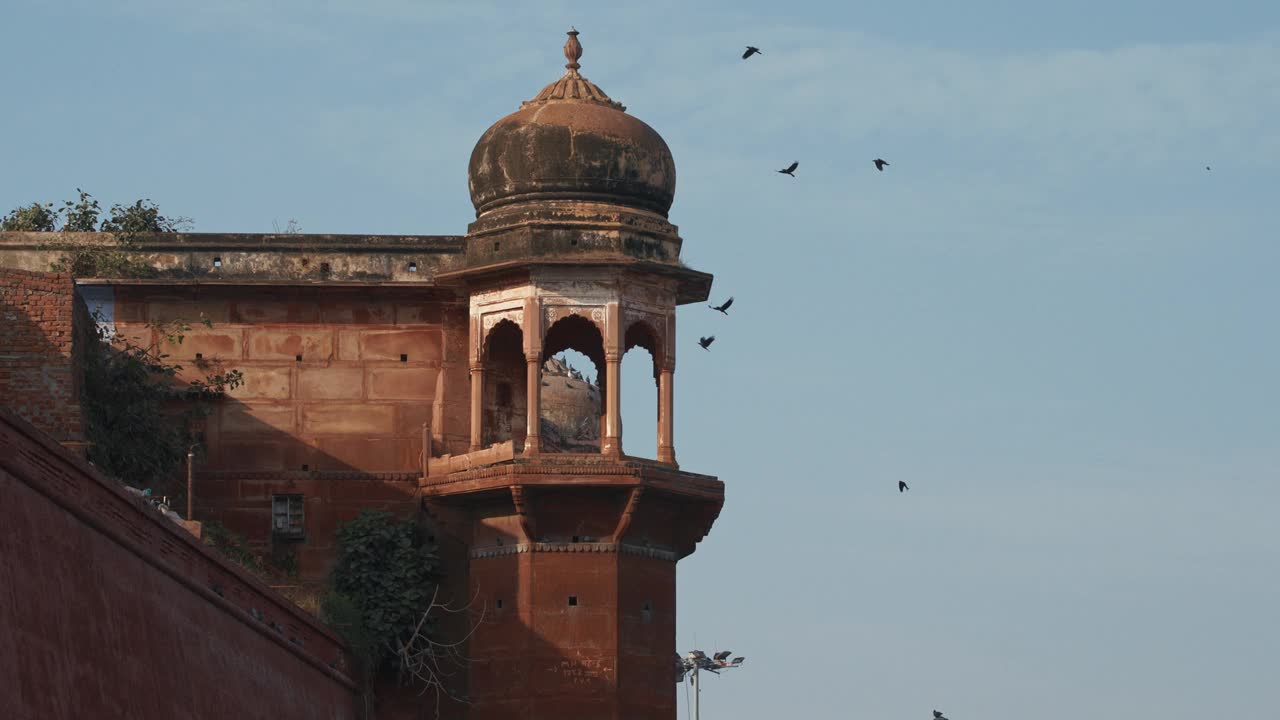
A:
[295, 354, 303, 362]
[213, 257, 222, 267]
[400, 353, 408, 362]
[496, 598, 503, 609]
[272, 494, 305, 538]
[568, 595, 578, 607]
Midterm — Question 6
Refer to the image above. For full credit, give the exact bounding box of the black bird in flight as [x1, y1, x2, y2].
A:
[778, 161, 798, 176]
[934, 711, 949, 720]
[743, 46, 762, 59]
[1206, 165, 1212, 171]
[874, 158, 890, 171]
[698, 336, 716, 351]
[710, 297, 734, 315]
[899, 480, 909, 493]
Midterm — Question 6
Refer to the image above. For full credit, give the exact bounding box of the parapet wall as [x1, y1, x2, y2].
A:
[0, 406, 357, 719]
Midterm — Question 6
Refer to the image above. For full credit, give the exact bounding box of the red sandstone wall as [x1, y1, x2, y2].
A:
[0, 407, 356, 719]
[461, 487, 679, 720]
[0, 268, 87, 446]
[105, 286, 469, 580]
[109, 286, 460, 473]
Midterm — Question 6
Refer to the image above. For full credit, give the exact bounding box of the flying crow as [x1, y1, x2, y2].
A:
[899, 480, 909, 493]
[743, 46, 762, 59]
[698, 336, 716, 351]
[778, 162, 798, 176]
[710, 297, 734, 315]
[874, 158, 890, 171]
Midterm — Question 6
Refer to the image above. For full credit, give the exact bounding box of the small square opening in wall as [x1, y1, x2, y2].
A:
[320, 262, 331, 274]
[408, 261, 418, 273]
[571, 535, 580, 543]
[568, 595, 578, 607]
[213, 257, 222, 268]
[295, 354, 303, 362]
[194, 352, 203, 360]
[300, 464, 309, 471]
[496, 598, 503, 610]
[400, 354, 408, 362]
[493, 241, 500, 251]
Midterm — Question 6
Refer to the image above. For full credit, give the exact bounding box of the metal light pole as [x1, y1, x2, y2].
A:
[691, 661, 699, 720]
[186, 447, 195, 519]
[676, 649, 745, 720]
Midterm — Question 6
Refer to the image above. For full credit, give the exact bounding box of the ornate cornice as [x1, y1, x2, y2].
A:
[470, 541, 676, 562]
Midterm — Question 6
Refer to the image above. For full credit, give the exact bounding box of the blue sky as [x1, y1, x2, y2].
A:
[4, 2, 1279, 718]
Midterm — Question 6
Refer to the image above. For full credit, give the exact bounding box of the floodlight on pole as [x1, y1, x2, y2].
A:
[675, 647, 745, 720]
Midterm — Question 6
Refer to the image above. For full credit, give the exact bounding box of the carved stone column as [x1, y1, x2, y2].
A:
[602, 352, 622, 457]
[469, 363, 484, 453]
[657, 362, 676, 465]
[522, 297, 542, 455]
[523, 358, 541, 454]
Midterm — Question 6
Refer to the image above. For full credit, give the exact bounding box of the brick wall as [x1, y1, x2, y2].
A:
[0, 268, 87, 445]
[0, 406, 357, 719]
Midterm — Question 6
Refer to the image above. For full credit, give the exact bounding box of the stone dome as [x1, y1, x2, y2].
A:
[467, 30, 676, 218]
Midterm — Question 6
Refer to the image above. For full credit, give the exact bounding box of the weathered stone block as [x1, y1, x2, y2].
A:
[220, 404, 296, 434]
[227, 366, 291, 400]
[247, 328, 333, 361]
[177, 328, 244, 360]
[337, 330, 361, 361]
[367, 367, 436, 400]
[298, 367, 364, 400]
[358, 329, 441, 362]
[301, 403, 395, 435]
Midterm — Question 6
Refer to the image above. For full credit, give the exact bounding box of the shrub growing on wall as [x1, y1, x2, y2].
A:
[325, 510, 441, 675]
[82, 314, 242, 490]
[2, 190, 192, 277]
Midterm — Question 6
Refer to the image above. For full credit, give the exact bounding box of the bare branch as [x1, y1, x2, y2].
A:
[395, 585, 488, 718]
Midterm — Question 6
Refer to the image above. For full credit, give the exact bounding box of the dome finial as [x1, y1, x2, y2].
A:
[564, 27, 582, 73]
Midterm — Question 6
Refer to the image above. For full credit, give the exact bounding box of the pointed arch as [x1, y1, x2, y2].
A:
[482, 319, 526, 448]
[540, 314, 605, 453]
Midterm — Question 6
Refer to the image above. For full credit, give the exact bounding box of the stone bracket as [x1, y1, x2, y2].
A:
[510, 485, 536, 543]
[610, 486, 643, 544]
